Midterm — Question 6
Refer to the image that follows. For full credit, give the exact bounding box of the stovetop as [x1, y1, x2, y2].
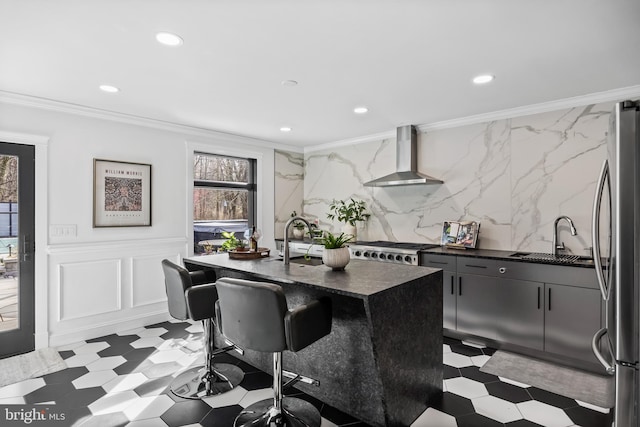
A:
[353, 241, 440, 251]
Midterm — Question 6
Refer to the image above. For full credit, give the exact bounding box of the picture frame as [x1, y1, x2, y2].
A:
[441, 220, 480, 249]
[93, 159, 152, 227]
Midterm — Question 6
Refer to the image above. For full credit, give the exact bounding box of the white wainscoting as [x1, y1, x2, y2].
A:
[47, 238, 186, 347]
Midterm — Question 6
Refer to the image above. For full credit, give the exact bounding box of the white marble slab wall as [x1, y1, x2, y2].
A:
[274, 149, 304, 239]
[304, 102, 612, 255]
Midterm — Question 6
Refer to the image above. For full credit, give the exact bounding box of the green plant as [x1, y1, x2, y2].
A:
[220, 231, 239, 251]
[290, 211, 306, 229]
[327, 198, 370, 226]
[318, 231, 354, 249]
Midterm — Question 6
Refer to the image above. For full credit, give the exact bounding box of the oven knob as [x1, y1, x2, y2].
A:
[396, 255, 403, 261]
[354, 251, 361, 257]
[363, 252, 370, 257]
[371, 253, 378, 258]
[405, 255, 412, 262]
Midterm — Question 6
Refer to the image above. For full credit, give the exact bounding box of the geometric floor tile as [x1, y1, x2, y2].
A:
[0, 323, 614, 427]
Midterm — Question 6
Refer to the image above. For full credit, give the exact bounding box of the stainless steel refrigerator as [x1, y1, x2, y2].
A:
[592, 99, 640, 426]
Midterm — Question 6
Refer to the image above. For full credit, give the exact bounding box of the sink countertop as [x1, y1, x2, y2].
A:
[421, 246, 595, 268]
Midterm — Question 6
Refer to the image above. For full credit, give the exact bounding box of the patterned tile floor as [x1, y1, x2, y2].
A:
[0, 321, 613, 426]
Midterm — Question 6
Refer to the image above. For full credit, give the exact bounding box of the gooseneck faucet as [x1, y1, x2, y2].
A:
[552, 216, 578, 256]
[283, 216, 312, 265]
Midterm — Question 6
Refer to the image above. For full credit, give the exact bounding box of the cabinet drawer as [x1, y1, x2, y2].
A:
[457, 257, 498, 276]
[494, 260, 598, 289]
[421, 254, 456, 271]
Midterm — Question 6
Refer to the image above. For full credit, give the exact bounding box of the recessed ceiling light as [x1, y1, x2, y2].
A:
[473, 74, 495, 84]
[99, 85, 119, 93]
[280, 127, 292, 132]
[281, 80, 298, 87]
[156, 32, 183, 47]
[354, 106, 369, 114]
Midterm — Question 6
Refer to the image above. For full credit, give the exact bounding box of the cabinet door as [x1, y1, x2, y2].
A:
[545, 284, 602, 363]
[494, 279, 544, 350]
[456, 274, 501, 340]
[443, 271, 456, 330]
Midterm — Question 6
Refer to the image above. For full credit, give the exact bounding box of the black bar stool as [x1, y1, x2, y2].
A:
[215, 277, 332, 427]
[161, 259, 244, 399]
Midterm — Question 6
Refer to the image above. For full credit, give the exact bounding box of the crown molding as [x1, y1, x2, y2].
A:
[306, 85, 640, 153]
[0, 90, 301, 152]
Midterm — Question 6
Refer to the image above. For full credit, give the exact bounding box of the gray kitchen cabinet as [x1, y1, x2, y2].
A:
[421, 254, 457, 329]
[494, 278, 544, 350]
[456, 273, 502, 340]
[544, 283, 602, 363]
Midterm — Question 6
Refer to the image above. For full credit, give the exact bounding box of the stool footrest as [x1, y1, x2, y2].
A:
[283, 369, 320, 387]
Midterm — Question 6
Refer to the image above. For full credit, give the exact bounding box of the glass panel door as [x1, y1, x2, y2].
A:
[0, 142, 35, 358]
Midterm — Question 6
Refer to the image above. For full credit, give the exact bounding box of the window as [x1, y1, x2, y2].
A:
[193, 153, 256, 253]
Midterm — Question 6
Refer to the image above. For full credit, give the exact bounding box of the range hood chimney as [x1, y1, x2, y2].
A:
[364, 125, 443, 187]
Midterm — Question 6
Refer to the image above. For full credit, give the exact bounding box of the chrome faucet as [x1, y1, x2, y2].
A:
[283, 216, 312, 265]
[552, 216, 577, 256]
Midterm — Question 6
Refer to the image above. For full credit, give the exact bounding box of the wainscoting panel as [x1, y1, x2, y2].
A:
[131, 253, 180, 308]
[47, 238, 187, 347]
[58, 259, 122, 321]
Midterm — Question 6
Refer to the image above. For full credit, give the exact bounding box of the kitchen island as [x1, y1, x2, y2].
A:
[184, 254, 443, 427]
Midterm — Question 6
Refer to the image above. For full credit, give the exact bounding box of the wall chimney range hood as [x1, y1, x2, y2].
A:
[364, 125, 443, 187]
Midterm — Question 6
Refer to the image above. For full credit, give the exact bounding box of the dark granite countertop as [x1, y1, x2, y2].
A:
[184, 253, 441, 299]
[421, 246, 595, 269]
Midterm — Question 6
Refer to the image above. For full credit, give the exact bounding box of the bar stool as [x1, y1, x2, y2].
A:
[161, 259, 244, 399]
[215, 277, 332, 427]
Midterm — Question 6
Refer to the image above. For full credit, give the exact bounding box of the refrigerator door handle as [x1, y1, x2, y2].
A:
[591, 327, 615, 375]
[591, 159, 610, 301]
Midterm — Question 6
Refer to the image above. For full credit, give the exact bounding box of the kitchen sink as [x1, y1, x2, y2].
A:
[275, 256, 324, 266]
[508, 252, 592, 264]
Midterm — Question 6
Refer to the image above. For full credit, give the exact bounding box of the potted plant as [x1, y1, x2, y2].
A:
[326, 198, 370, 239]
[220, 231, 240, 252]
[290, 210, 306, 239]
[319, 231, 354, 270]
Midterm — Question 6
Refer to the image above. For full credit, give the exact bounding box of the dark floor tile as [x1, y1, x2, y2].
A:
[459, 366, 499, 384]
[565, 405, 613, 427]
[456, 412, 504, 427]
[58, 350, 75, 360]
[56, 386, 107, 409]
[504, 420, 544, 426]
[161, 399, 212, 426]
[526, 386, 577, 409]
[200, 404, 243, 426]
[23, 381, 76, 404]
[97, 343, 135, 357]
[486, 381, 533, 403]
[443, 365, 460, 379]
[443, 336, 462, 346]
[430, 392, 475, 417]
[240, 371, 273, 391]
[41, 366, 89, 385]
[121, 346, 156, 362]
[450, 344, 484, 357]
[482, 347, 498, 356]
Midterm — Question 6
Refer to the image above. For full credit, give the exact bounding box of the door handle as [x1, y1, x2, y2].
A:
[537, 287, 541, 309]
[548, 288, 551, 311]
[450, 276, 454, 295]
[592, 328, 615, 375]
[592, 159, 610, 301]
[458, 277, 462, 296]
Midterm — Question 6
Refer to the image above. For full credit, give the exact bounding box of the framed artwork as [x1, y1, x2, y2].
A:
[93, 159, 152, 227]
[441, 220, 480, 249]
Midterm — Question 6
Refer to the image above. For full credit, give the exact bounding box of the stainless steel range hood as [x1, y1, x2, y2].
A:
[364, 125, 443, 187]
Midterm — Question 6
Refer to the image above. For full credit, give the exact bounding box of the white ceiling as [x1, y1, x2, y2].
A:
[1, 0, 640, 147]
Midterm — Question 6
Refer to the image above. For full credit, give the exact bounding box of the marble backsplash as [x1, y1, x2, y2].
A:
[300, 102, 613, 255]
[274, 149, 304, 239]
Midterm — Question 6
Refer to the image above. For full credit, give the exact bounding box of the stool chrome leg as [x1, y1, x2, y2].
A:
[234, 352, 321, 427]
[170, 319, 244, 399]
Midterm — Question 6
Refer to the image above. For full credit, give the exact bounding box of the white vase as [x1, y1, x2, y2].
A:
[322, 247, 351, 271]
[341, 223, 357, 240]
